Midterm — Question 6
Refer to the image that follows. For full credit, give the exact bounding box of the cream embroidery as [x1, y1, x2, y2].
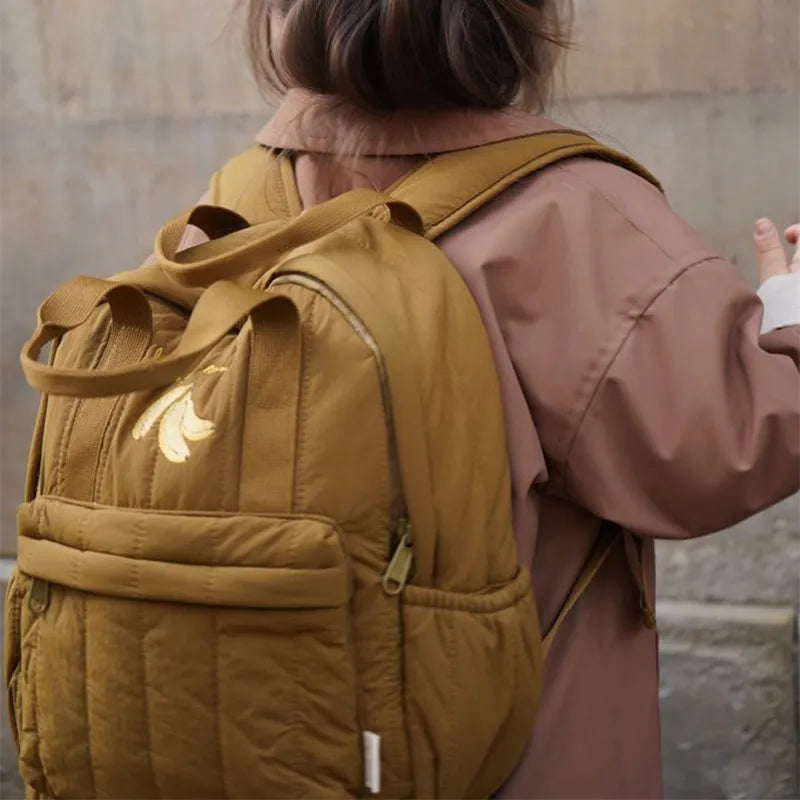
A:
[132, 367, 227, 463]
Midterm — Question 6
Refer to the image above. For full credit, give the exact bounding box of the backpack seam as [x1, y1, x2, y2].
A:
[210, 518, 230, 798]
[221, 342, 239, 512]
[31, 624, 56, 798]
[283, 510, 306, 797]
[440, 609, 460, 794]
[92, 390, 129, 504]
[54, 323, 112, 496]
[336, 224, 493, 552]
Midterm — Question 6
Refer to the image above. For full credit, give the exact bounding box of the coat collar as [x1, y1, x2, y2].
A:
[255, 90, 564, 156]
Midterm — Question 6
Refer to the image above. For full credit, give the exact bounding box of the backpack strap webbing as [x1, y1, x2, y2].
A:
[209, 145, 302, 223]
[541, 524, 621, 657]
[623, 530, 657, 629]
[388, 131, 663, 240]
[541, 524, 656, 657]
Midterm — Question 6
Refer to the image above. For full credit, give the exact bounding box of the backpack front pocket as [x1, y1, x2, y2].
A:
[13, 497, 362, 799]
[5, 567, 53, 796]
[4, 568, 23, 750]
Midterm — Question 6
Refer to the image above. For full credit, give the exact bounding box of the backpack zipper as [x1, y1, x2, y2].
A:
[382, 519, 414, 596]
[268, 272, 414, 593]
[28, 578, 50, 615]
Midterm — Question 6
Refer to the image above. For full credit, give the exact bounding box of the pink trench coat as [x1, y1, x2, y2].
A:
[182, 91, 800, 798]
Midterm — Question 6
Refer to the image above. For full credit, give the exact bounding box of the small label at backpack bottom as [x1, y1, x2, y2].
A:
[363, 730, 381, 794]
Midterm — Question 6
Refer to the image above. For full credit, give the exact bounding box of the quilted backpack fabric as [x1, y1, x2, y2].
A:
[5, 133, 658, 798]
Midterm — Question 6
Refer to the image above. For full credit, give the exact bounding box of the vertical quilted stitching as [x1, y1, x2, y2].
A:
[82, 594, 97, 798]
[222, 350, 239, 512]
[435, 609, 461, 796]
[71, 506, 90, 596]
[139, 599, 161, 798]
[55, 324, 111, 497]
[30, 626, 54, 797]
[288, 329, 304, 517]
[284, 522, 305, 798]
[394, 599, 415, 795]
[210, 522, 229, 799]
[212, 613, 229, 799]
[139, 443, 159, 796]
[143, 403, 160, 511]
[92, 388, 130, 504]
[68, 505, 97, 794]
[52, 396, 77, 497]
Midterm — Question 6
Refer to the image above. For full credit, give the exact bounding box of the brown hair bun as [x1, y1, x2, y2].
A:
[247, 0, 571, 111]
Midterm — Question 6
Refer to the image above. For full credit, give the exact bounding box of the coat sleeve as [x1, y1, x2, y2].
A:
[559, 257, 799, 539]
[497, 159, 800, 541]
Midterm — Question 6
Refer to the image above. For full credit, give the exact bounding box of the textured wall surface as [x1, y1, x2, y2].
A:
[1, 1, 798, 798]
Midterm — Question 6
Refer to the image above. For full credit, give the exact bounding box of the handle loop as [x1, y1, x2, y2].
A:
[22, 189, 422, 397]
[21, 278, 302, 398]
[21, 276, 153, 395]
[154, 189, 423, 288]
[157, 205, 252, 261]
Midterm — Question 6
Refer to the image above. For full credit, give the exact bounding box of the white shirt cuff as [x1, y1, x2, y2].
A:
[757, 273, 800, 335]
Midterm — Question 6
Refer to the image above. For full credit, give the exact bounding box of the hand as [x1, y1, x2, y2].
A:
[754, 219, 800, 283]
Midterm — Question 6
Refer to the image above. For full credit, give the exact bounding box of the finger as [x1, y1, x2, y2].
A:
[791, 242, 800, 274]
[754, 218, 789, 282]
[785, 224, 800, 246]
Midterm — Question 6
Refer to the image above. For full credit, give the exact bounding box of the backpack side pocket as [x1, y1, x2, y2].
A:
[401, 567, 544, 798]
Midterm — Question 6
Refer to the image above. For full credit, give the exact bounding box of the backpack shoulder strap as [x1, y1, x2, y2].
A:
[539, 524, 656, 658]
[209, 145, 302, 223]
[388, 131, 663, 240]
[541, 523, 621, 657]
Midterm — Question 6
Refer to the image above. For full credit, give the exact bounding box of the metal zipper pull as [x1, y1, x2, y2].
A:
[28, 578, 50, 615]
[382, 520, 414, 596]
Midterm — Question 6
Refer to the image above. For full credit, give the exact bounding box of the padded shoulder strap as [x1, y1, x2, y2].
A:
[209, 145, 302, 224]
[389, 132, 663, 240]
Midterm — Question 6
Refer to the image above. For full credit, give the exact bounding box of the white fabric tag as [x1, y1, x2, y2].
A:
[363, 731, 381, 795]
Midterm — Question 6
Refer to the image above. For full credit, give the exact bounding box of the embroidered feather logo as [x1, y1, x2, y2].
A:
[132, 366, 226, 463]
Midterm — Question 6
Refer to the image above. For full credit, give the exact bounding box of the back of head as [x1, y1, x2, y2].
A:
[247, 0, 572, 112]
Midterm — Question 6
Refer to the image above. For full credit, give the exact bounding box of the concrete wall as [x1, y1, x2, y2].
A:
[1, 1, 798, 797]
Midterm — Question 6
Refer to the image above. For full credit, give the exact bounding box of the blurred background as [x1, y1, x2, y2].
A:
[1, 1, 798, 797]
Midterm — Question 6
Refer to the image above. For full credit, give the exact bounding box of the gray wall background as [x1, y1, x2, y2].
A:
[2, 1, 799, 797]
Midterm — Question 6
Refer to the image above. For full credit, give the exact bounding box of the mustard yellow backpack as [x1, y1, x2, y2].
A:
[6, 133, 658, 798]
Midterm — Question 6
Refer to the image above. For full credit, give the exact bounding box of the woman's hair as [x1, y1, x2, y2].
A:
[246, 0, 572, 112]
